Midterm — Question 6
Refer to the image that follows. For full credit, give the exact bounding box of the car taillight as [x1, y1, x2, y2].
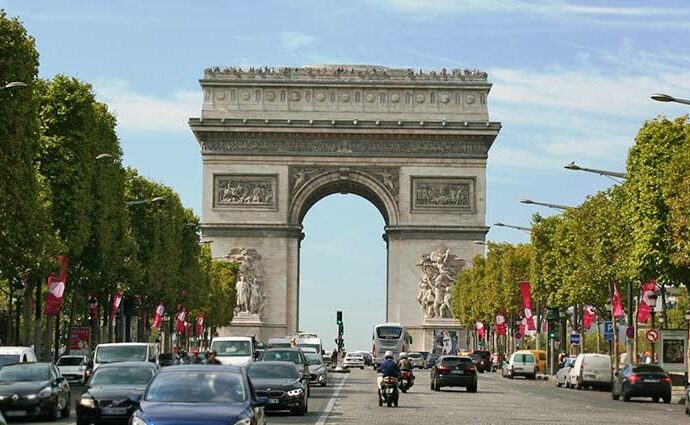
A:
[628, 374, 641, 384]
[661, 376, 672, 383]
[468, 366, 477, 373]
[437, 365, 450, 373]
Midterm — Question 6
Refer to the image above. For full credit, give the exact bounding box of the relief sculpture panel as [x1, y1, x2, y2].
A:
[411, 177, 474, 213]
[214, 174, 277, 209]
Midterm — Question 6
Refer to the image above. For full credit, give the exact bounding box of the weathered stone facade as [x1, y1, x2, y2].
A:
[190, 65, 500, 350]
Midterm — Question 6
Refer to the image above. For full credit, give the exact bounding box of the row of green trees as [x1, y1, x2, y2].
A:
[452, 116, 690, 331]
[0, 11, 236, 356]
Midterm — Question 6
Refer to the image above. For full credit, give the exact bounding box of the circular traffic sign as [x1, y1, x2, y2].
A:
[625, 326, 635, 339]
[645, 329, 659, 343]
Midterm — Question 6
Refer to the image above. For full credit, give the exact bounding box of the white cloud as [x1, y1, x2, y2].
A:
[280, 31, 317, 50]
[95, 80, 199, 132]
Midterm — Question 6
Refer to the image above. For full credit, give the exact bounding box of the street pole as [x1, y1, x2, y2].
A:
[535, 301, 541, 351]
[626, 281, 634, 364]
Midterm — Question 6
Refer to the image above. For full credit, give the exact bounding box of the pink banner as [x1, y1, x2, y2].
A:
[151, 303, 164, 329]
[583, 305, 597, 330]
[519, 281, 536, 331]
[495, 311, 507, 336]
[636, 280, 657, 324]
[44, 256, 69, 316]
[175, 307, 187, 334]
[195, 315, 204, 337]
[612, 282, 625, 318]
[476, 322, 486, 340]
[109, 293, 123, 325]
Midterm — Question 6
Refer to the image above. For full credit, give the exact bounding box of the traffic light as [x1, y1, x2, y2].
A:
[336, 310, 343, 325]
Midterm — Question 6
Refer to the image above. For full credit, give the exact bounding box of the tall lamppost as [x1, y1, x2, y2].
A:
[494, 222, 532, 233]
[564, 162, 626, 183]
[650, 93, 690, 106]
[0, 81, 28, 91]
[520, 199, 573, 211]
[125, 196, 166, 207]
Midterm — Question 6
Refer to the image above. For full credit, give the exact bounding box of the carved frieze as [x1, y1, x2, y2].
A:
[289, 166, 400, 199]
[411, 177, 474, 212]
[214, 174, 277, 209]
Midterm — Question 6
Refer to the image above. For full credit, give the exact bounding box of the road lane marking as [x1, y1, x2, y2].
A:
[315, 374, 348, 425]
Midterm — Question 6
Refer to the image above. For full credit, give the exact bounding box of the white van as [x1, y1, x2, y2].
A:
[0, 347, 37, 367]
[508, 351, 537, 379]
[568, 353, 612, 390]
[93, 342, 159, 370]
[210, 336, 255, 367]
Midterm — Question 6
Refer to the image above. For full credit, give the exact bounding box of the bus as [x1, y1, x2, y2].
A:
[371, 323, 412, 368]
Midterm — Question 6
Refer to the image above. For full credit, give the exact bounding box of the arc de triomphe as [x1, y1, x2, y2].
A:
[190, 65, 500, 351]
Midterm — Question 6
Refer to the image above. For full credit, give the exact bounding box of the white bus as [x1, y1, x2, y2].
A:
[371, 323, 412, 368]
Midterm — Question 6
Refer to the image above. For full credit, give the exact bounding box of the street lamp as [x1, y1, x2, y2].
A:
[0, 81, 28, 91]
[494, 222, 532, 233]
[650, 93, 690, 106]
[125, 196, 166, 206]
[564, 162, 627, 180]
[520, 199, 572, 211]
[96, 153, 115, 160]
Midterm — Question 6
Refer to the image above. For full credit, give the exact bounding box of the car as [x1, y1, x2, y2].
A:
[130, 365, 267, 425]
[568, 353, 612, 390]
[76, 361, 157, 425]
[407, 352, 425, 369]
[426, 353, 440, 369]
[501, 359, 512, 378]
[246, 361, 308, 415]
[93, 343, 159, 370]
[0, 347, 37, 368]
[56, 355, 89, 385]
[158, 353, 175, 367]
[352, 351, 373, 366]
[525, 350, 547, 374]
[257, 348, 311, 395]
[430, 356, 477, 392]
[419, 351, 430, 368]
[210, 336, 256, 367]
[508, 351, 537, 379]
[0, 362, 71, 420]
[342, 353, 365, 369]
[471, 350, 492, 373]
[304, 352, 328, 387]
[612, 363, 671, 403]
[555, 357, 576, 387]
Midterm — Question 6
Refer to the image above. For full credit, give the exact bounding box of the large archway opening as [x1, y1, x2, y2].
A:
[299, 193, 387, 354]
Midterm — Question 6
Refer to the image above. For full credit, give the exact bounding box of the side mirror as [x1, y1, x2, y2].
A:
[253, 396, 269, 407]
[128, 393, 143, 404]
[253, 351, 259, 359]
[56, 376, 65, 383]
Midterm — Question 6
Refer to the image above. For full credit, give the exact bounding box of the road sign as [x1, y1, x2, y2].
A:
[515, 332, 523, 340]
[625, 326, 635, 339]
[570, 333, 580, 345]
[645, 329, 659, 343]
[603, 321, 614, 341]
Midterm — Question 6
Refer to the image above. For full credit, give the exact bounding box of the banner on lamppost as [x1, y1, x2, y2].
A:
[519, 281, 536, 331]
[44, 256, 69, 316]
[195, 315, 204, 337]
[110, 292, 123, 325]
[636, 280, 657, 324]
[151, 303, 165, 329]
[583, 305, 597, 330]
[612, 282, 625, 318]
[175, 307, 187, 334]
[495, 310, 507, 336]
[475, 322, 485, 340]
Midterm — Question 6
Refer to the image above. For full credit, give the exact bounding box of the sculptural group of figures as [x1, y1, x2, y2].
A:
[204, 66, 488, 81]
[217, 180, 273, 205]
[415, 183, 470, 207]
[228, 248, 264, 317]
[416, 249, 465, 319]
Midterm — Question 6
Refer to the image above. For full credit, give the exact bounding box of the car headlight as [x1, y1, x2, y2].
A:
[131, 417, 149, 425]
[78, 396, 96, 408]
[286, 388, 303, 397]
[234, 419, 251, 425]
[37, 386, 52, 398]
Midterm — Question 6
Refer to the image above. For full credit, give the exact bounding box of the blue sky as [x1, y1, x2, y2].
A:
[6, 0, 690, 352]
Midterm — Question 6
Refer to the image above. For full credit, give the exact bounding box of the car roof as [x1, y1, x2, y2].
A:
[265, 347, 302, 352]
[0, 347, 33, 354]
[249, 361, 298, 368]
[95, 361, 157, 369]
[159, 365, 244, 373]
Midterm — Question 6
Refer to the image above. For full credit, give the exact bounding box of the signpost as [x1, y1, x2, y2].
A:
[603, 321, 614, 342]
[625, 326, 635, 339]
[645, 329, 659, 343]
[570, 333, 580, 345]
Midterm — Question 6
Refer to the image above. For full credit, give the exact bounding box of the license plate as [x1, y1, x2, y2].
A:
[268, 399, 280, 404]
[644, 379, 660, 383]
[451, 370, 464, 375]
[103, 407, 128, 415]
[5, 410, 26, 417]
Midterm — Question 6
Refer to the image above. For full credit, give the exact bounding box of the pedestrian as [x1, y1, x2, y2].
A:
[207, 350, 222, 365]
[189, 349, 201, 364]
[331, 348, 338, 365]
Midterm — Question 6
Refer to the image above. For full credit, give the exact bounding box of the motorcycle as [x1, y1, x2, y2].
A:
[398, 369, 414, 393]
[378, 376, 399, 407]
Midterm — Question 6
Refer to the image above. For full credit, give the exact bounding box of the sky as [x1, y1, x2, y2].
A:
[5, 0, 690, 352]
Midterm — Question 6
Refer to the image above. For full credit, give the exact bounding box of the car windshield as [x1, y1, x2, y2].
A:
[408, 353, 421, 359]
[633, 364, 665, 373]
[297, 344, 320, 353]
[441, 357, 471, 367]
[0, 355, 20, 368]
[261, 351, 301, 364]
[145, 371, 246, 403]
[0, 364, 50, 382]
[57, 357, 84, 366]
[376, 326, 402, 339]
[305, 353, 322, 365]
[90, 366, 154, 386]
[211, 340, 251, 357]
[96, 345, 147, 363]
[247, 363, 299, 379]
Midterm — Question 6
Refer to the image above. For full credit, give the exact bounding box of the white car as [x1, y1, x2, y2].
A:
[508, 351, 537, 379]
[567, 353, 612, 390]
[342, 353, 365, 369]
[56, 355, 89, 384]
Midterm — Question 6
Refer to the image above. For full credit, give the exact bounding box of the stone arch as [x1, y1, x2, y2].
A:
[288, 169, 400, 226]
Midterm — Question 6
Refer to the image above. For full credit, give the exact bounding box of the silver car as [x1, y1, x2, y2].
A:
[555, 357, 576, 387]
[407, 352, 425, 369]
[305, 352, 328, 387]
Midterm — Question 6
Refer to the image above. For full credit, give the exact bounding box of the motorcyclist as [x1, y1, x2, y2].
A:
[376, 351, 400, 389]
[397, 352, 412, 371]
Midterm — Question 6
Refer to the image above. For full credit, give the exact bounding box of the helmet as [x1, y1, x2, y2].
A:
[384, 351, 394, 359]
[399, 352, 408, 359]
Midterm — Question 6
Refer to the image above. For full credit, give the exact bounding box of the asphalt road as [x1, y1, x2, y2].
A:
[17, 369, 688, 424]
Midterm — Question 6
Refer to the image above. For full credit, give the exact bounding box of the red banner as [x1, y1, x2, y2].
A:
[44, 256, 69, 316]
[519, 281, 536, 331]
[612, 282, 625, 318]
[87, 294, 99, 320]
[195, 314, 204, 337]
[475, 322, 486, 340]
[151, 303, 164, 329]
[636, 280, 657, 324]
[69, 327, 91, 352]
[583, 305, 597, 330]
[518, 317, 527, 338]
[109, 292, 123, 325]
[495, 311, 507, 336]
[175, 307, 187, 334]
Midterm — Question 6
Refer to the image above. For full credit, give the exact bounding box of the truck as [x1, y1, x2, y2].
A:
[210, 336, 255, 366]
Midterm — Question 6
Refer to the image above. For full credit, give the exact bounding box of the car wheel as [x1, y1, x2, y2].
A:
[663, 396, 671, 404]
[467, 384, 477, 393]
[612, 392, 619, 401]
[556, 379, 562, 387]
[387, 398, 392, 407]
[60, 397, 70, 418]
[321, 381, 327, 387]
[49, 402, 60, 421]
[623, 392, 631, 402]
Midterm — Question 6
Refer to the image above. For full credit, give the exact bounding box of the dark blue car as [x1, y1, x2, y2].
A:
[130, 365, 268, 425]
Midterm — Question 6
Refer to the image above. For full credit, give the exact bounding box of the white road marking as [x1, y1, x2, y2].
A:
[315, 374, 349, 425]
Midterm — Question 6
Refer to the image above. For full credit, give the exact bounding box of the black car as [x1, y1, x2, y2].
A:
[612, 363, 671, 403]
[426, 353, 440, 368]
[258, 348, 311, 396]
[247, 361, 308, 415]
[430, 356, 477, 392]
[0, 362, 71, 420]
[470, 351, 491, 373]
[76, 361, 158, 425]
[158, 353, 175, 367]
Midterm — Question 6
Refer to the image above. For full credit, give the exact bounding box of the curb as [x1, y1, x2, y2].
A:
[536, 374, 550, 381]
